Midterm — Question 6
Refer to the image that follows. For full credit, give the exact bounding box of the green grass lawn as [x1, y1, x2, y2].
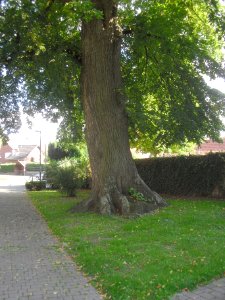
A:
[28, 190, 225, 300]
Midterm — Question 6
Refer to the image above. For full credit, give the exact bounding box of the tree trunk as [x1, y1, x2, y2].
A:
[79, 0, 166, 215]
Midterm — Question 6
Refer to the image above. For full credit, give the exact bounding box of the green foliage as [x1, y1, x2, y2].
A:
[136, 153, 225, 197]
[45, 161, 61, 190]
[167, 142, 197, 156]
[0, 72, 22, 140]
[30, 190, 225, 300]
[133, 141, 197, 157]
[128, 187, 148, 202]
[56, 163, 86, 197]
[0, 0, 225, 148]
[45, 156, 90, 196]
[123, 1, 225, 150]
[48, 142, 72, 161]
[0, 163, 15, 173]
[48, 141, 88, 161]
[25, 180, 46, 191]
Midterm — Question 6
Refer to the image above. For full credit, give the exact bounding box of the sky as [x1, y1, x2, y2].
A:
[8, 113, 60, 148]
[205, 77, 225, 94]
[205, 77, 225, 137]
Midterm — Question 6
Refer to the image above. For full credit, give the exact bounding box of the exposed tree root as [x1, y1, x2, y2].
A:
[71, 179, 167, 216]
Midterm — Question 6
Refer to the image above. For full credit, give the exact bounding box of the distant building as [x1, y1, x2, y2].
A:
[6, 145, 42, 163]
[196, 138, 225, 155]
[0, 144, 13, 163]
[0, 144, 45, 174]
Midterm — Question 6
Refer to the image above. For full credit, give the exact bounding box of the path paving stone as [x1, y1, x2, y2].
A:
[0, 175, 102, 300]
[170, 277, 225, 300]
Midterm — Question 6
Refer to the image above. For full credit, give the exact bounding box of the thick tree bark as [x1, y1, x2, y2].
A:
[79, 0, 166, 215]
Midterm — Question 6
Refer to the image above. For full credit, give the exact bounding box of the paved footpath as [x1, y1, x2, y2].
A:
[0, 175, 102, 300]
[171, 277, 225, 300]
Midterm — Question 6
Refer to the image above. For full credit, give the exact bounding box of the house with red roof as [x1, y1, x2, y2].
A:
[0, 144, 45, 174]
[196, 138, 225, 155]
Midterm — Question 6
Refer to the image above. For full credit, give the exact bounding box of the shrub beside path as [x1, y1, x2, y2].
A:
[0, 175, 102, 300]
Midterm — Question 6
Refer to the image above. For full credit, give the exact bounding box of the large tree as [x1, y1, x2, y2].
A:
[0, 0, 225, 214]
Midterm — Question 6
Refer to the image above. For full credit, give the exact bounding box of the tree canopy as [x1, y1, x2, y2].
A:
[0, 0, 225, 150]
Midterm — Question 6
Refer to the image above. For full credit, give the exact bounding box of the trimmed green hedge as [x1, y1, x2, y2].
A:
[0, 163, 46, 173]
[136, 153, 225, 198]
[25, 181, 46, 191]
[26, 163, 46, 172]
[0, 164, 15, 173]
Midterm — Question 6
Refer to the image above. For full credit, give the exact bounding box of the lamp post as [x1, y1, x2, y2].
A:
[36, 130, 42, 181]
